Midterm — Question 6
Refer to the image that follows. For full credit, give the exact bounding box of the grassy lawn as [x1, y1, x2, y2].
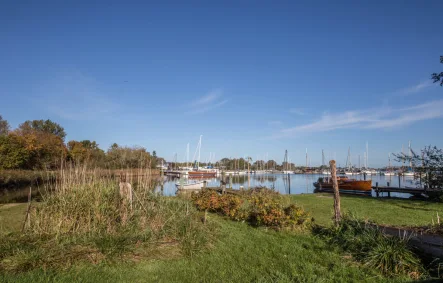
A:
[291, 193, 443, 227]
[3, 194, 442, 282]
[1, 215, 405, 283]
[0, 203, 27, 233]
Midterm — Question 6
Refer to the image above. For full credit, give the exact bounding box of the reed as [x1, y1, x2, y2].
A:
[0, 164, 214, 272]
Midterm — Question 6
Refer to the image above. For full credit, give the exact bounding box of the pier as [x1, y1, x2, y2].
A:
[372, 181, 441, 197]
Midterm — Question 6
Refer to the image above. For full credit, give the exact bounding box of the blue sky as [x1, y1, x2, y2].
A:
[1, 0, 442, 167]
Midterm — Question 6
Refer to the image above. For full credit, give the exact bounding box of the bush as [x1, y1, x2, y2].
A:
[314, 214, 424, 278]
[191, 188, 311, 229]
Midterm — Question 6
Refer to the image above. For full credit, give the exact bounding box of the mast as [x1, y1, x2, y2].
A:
[366, 142, 369, 169]
[346, 147, 352, 171]
[322, 149, 325, 166]
[284, 150, 288, 171]
[305, 148, 308, 168]
[401, 144, 405, 170]
[388, 153, 391, 171]
[409, 141, 412, 169]
[358, 154, 361, 169]
[186, 143, 190, 168]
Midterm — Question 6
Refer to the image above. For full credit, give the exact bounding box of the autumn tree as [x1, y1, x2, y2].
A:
[0, 115, 10, 136]
[0, 134, 30, 169]
[19, 119, 66, 141]
[13, 119, 67, 169]
[67, 140, 106, 166]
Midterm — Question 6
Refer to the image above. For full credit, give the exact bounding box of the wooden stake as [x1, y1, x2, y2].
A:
[329, 160, 341, 225]
[22, 187, 32, 232]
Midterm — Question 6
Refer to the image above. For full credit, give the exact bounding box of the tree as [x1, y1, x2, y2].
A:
[0, 134, 30, 169]
[395, 146, 443, 200]
[67, 140, 105, 166]
[0, 115, 10, 136]
[19, 119, 66, 141]
[431, 56, 443, 86]
[13, 124, 67, 169]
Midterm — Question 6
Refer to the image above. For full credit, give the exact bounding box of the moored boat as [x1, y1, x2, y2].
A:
[188, 170, 217, 178]
[175, 180, 205, 190]
[313, 176, 372, 195]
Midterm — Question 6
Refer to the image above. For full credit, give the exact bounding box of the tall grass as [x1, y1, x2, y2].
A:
[313, 214, 424, 279]
[0, 164, 215, 273]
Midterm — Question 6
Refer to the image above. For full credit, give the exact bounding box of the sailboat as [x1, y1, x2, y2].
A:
[186, 136, 217, 178]
[344, 147, 355, 175]
[403, 141, 415, 177]
[321, 149, 331, 174]
[282, 150, 294, 174]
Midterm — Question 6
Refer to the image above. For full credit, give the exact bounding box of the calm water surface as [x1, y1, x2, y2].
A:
[1, 173, 421, 203]
[157, 173, 420, 198]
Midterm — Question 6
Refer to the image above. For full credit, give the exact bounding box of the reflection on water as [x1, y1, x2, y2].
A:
[1, 173, 420, 203]
[156, 173, 419, 197]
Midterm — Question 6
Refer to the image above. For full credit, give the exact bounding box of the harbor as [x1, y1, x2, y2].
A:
[158, 172, 425, 198]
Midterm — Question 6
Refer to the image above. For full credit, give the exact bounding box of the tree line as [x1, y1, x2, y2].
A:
[0, 115, 159, 170]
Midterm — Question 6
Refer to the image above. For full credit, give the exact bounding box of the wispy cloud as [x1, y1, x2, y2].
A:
[289, 108, 305, 115]
[273, 99, 443, 138]
[36, 71, 118, 120]
[395, 80, 434, 97]
[186, 89, 228, 114]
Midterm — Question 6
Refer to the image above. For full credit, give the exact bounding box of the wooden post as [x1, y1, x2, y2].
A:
[398, 174, 401, 188]
[376, 182, 379, 197]
[229, 174, 233, 189]
[288, 173, 291, 194]
[363, 172, 366, 180]
[329, 160, 341, 225]
[22, 187, 32, 232]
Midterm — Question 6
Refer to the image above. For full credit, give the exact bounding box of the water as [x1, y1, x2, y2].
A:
[1, 173, 421, 203]
[157, 173, 421, 198]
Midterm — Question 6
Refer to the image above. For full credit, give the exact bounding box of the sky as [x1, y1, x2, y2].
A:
[1, 0, 442, 167]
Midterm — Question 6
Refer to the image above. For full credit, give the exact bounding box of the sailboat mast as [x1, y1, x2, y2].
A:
[366, 142, 369, 169]
[186, 143, 189, 168]
[305, 148, 308, 168]
[409, 141, 412, 168]
[197, 135, 202, 169]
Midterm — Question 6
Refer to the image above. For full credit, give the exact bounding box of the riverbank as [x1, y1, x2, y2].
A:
[2, 193, 443, 281]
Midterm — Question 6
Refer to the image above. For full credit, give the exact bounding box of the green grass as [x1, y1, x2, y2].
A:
[3, 194, 443, 282]
[291, 193, 443, 227]
[0, 203, 27, 233]
[0, 216, 406, 283]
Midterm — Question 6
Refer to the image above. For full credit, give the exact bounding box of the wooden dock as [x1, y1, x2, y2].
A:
[372, 182, 441, 197]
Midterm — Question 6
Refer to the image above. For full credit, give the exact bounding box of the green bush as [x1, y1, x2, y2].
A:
[314, 214, 424, 278]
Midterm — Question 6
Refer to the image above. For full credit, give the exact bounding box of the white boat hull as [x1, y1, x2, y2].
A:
[175, 181, 204, 190]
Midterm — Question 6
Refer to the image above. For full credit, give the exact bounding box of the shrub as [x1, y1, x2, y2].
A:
[191, 188, 311, 229]
[314, 214, 424, 278]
